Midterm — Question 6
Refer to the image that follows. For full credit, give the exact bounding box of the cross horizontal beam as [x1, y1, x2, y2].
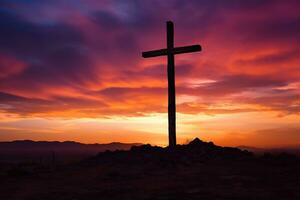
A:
[142, 44, 202, 58]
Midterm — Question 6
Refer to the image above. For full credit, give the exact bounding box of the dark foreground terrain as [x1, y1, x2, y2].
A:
[0, 138, 299, 200]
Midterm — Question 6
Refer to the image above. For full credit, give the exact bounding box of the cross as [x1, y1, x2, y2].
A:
[142, 21, 202, 148]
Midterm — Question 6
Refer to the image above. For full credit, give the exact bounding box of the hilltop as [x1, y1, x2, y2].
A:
[0, 138, 299, 200]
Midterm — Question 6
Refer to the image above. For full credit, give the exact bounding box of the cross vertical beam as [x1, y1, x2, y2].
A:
[167, 21, 176, 148]
[142, 21, 202, 148]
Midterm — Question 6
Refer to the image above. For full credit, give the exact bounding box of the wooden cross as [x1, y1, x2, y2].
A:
[142, 21, 202, 148]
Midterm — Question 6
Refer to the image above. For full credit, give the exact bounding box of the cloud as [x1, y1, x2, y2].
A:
[0, 0, 299, 119]
[235, 50, 300, 67]
[0, 8, 100, 95]
[177, 75, 288, 97]
[0, 9, 83, 57]
[241, 17, 300, 43]
[0, 92, 107, 117]
[245, 92, 300, 115]
[0, 54, 27, 78]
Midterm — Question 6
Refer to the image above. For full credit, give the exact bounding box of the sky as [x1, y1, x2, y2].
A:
[0, 0, 300, 147]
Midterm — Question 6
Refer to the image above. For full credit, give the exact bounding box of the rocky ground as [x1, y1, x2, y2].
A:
[0, 138, 299, 200]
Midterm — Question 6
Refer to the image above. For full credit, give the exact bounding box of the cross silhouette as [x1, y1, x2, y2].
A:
[142, 21, 202, 148]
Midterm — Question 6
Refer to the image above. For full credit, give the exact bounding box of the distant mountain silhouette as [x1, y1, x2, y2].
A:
[0, 140, 142, 162]
[237, 145, 300, 155]
[0, 140, 141, 151]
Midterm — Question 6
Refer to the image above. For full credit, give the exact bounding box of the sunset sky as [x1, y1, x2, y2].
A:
[0, 0, 300, 147]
